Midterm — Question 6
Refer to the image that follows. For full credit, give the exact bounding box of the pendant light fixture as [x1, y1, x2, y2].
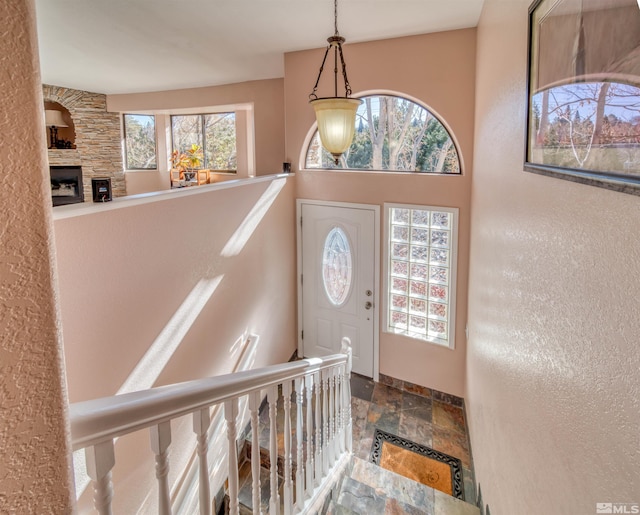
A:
[309, 0, 363, 165]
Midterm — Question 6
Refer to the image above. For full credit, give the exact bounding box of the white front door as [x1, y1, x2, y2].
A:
[298, 201, 378, 378]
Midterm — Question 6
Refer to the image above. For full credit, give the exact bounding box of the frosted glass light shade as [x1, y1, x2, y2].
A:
[310, 97, 362, 163]
[45, 109, 68, 128]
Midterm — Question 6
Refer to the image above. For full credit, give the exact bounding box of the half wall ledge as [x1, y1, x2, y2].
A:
[51, 173, 295, 221]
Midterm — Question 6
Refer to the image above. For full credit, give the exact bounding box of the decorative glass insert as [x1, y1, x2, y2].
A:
[322, 227, 353, 307]
[386, 205, 457, 347]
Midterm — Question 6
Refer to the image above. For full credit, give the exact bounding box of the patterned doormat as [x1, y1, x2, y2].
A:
[370, 429, 464, 500]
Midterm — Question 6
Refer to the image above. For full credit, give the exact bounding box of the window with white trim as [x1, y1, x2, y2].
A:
[384, 204, 458, 348]
[123, 114, 157, 170]
[305, 94, 460, 173]
[171, 113, 237, 171]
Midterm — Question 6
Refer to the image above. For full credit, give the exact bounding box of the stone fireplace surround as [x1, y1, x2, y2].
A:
[43, 85, 126, 200]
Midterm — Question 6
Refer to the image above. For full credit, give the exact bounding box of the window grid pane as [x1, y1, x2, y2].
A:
[172, 115, 203, 163]
[172, 113, 237, 171]
[388, 207, 454, 345]
[124, 114, 157, 170]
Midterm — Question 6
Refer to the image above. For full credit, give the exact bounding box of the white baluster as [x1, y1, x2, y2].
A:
[267, 386, 280, 515]
[314, 372, 322, 486]
[150, 421, 172, 515]
[193, 408, 211, 515]
[305, 374, 315, 496]
[329, 368, 336, 467]
[334, 368, 341, 460]
[283, 380, 293, 515]
[248, 391, 262, 515]
[334, 365, 344, 456]
[295, 377, 305, 510]
[321, 369, 329, 475]
[341, 337, 353, 454]
[225, 399, 240, 515]
[85, 440, 115, 515]
[339, 364, 347, 454]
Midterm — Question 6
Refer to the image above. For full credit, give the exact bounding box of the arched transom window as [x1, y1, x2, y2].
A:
[305, 94, 460, 173]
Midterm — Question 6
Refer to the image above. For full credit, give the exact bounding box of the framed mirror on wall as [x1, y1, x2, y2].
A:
[525, 0, 640, 195]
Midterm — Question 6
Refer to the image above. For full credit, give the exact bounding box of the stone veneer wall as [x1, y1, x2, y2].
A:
[43, 84, 126, 199]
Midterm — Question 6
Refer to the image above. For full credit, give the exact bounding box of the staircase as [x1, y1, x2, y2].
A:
[70, 338, 480, 514]
[70, 339, 353, 514]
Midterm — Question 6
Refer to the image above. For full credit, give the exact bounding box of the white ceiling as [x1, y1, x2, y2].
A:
[35, 0, 484, 95]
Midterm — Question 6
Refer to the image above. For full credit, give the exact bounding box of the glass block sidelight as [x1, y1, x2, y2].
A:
[386, 205, 458, 347]
[322, 227, 353, 307]
[391, 260, 409, 277]
[392, 225, 410, 242]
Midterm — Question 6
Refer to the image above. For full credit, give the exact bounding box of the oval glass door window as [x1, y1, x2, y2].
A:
[322, 227, 353, 306]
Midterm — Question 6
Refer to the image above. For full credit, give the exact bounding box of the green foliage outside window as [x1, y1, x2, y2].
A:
[171, 113, 237, 171]
[306, 95, 460, 173]
[124, 114, 157, 170]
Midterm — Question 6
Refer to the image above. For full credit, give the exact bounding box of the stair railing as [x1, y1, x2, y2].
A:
[70, 337, 353, 515]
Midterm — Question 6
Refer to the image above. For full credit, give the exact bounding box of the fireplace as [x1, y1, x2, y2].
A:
[50, 166, 84, 206]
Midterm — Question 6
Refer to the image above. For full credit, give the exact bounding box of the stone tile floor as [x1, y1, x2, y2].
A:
[351, 373, 476, 504]
[325, 457, 479, 515]
[239, 373, 476, 511]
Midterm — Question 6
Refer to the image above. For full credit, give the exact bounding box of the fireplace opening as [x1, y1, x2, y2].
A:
[50, 166, 84, 206]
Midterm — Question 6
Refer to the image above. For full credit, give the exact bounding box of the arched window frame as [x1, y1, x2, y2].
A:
[299, 90, 464, 175]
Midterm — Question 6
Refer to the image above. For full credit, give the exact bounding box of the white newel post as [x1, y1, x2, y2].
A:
[267, 386, 280, 515]
[248, 391, 262, 515]
[193, 408, 211, 515]
[150, 421, 172, 515]
[321, 369, 329, 476]
[85, 440, 115, 515]
[341, 337, 353, 454]
[328, 369, 336, 468]
[295, 377, 305, 510]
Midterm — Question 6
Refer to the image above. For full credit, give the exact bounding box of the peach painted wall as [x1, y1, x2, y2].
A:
[125, 169, 171, 195]
[0, 0, 73, 511]
[54, 177, 297, 402]
[53, 176, 297, 511]
[467, 0, 640, 513]
[285, 30, 476, 396]
[107, 78, 285, 176]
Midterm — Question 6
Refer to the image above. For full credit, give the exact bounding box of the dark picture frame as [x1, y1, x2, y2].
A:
[524, 0, 640, 195]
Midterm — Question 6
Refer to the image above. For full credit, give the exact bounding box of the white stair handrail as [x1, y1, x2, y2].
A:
[70, 354, 345, 450]
[70, 344, 353, 515]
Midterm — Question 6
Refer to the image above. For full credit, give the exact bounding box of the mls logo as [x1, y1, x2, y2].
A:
[597, 503, 640, 514]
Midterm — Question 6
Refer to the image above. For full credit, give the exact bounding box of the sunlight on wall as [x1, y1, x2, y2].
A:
[221, 178, 286, 257]
[73, 276, 224, 501]
[171, 334, 260, 514]
[117, 276, 224, 395]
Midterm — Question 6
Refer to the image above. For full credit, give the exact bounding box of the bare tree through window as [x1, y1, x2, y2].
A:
[306, 95, 460, 173]
[172, 113, 236, 171]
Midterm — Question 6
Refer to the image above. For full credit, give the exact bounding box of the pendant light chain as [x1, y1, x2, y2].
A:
[338, 44, 353, 97]
[308, 0, 363, 165]
[308, 0, 355, 100]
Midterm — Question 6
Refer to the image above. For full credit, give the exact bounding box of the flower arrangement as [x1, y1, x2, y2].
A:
[170, 144, 204, 173]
